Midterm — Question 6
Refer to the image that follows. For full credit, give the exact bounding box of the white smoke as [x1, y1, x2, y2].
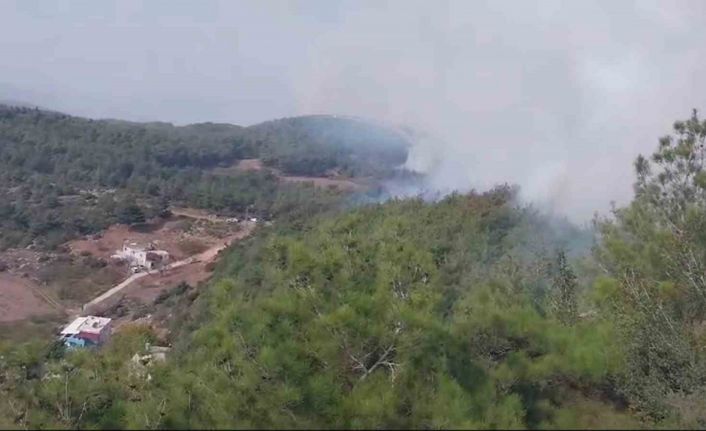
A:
[2, 0, 706, 221]
[293, 0, 706, 221]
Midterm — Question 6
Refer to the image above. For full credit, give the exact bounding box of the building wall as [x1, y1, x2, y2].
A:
[64, 336, 87, 348]
[99, 321, 112, 344]
[114, 246, 150, 268]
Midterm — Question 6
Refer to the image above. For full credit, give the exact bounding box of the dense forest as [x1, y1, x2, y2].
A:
[0, 105, 408, 249]
[3, 110, 706, 428]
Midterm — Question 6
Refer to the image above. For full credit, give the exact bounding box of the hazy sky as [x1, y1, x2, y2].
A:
[1, 0, 705, 221]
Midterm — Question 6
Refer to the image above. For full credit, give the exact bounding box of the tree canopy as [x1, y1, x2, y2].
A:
[4, 110, 706, 428]
[0, 106, 408, 249]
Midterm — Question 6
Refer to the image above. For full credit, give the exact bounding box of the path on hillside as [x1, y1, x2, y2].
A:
[170, 207, 241, 222]
[83, 221, 256, 310]
[25, 280, 63, 310]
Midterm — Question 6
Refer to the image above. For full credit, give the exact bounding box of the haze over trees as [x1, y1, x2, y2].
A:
[2, 109, 706, 428]
[0, 105, 408, 249]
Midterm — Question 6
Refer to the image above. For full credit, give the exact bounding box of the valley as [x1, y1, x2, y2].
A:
[2, 102, 704, 429]
[4, 2, 706, 427]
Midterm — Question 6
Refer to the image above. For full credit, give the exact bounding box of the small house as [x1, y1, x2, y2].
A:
[111, 241, 169, 272]
[60, 316, 112, 348]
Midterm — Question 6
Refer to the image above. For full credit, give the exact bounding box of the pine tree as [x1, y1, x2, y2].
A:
[551, 250, 578, 325]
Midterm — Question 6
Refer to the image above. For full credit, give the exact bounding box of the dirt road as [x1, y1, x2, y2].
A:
[83, 221, 256, 310]
[170, 207, 241, 222]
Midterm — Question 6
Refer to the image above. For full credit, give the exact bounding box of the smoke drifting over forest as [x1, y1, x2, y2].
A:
[2, 0, 706, 221]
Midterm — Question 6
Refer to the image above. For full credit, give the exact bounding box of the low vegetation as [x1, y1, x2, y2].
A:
[2, 111, 706, 428]
[0, 106, 407, 249]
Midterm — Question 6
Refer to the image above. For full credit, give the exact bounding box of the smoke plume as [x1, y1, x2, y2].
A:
[2, 0, 706, 221]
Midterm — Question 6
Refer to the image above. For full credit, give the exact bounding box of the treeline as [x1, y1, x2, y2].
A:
[4, 111, 706, 428]
[0, 106, 408, 249]
[247, 115, 409, 177]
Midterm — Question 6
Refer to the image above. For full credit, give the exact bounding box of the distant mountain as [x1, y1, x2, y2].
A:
[245, 114, 410, 177]
[0, 99, 47, 110]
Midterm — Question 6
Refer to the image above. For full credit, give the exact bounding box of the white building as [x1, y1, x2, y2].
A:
[111, 241, 169, 272]
[60, 316, 112, 348]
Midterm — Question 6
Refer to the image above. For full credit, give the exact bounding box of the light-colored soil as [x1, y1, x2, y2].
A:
[169, 207, 212, 220]
[234, 158, 265, 172]
[169, 207, 240, 223]
[279, 175, 367, 191]
[68, 224, 190, 259]
[211, 158, 264, 176]
[0, 273, 56, 322]
[0, 247, 123, 309]
[0, 211, 244, 326]
[211, 158, 370, 192]
[0, 248, 51, 278]
[67, 218, 210, 262]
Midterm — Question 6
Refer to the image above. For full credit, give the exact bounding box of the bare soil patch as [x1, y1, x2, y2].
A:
[234, 158, 265, 171]
[0, 273, 56, 322]
[211, 158, 265, 176]
[69, 222, 187, 261]
[0, 212, 242, 325]
[67, 216, 231, 262]
[0, 248, 51, 278]
[0, 247, 122, 308]
[211, 158, 371, 192]
[81, 221, 255, 343]
[83, 219, 252, 313]
[279, 175, 368, 191]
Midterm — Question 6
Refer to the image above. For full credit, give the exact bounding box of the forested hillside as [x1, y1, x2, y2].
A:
[0, 105, 408, 249]
[2, 186, 616, 429]
[3, 111, 706, 429]
[247, 115, 409, 176]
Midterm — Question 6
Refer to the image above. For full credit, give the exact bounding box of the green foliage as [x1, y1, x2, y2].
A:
[595, 110, 706, 424]
[0, 106, 407, 249]
[110, 189, 614, 429]
[117, 203, 146, 225]
[0, 188, 615, 429]
[9, 108, 706, 428]
[247, 115, 409, 177]
[549, 250, 578, 325]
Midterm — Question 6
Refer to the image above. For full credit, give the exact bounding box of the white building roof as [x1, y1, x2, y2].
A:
[61, 316, 111, 336]
[61, 317, 88, 336]
[125, 243, 148, 251]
